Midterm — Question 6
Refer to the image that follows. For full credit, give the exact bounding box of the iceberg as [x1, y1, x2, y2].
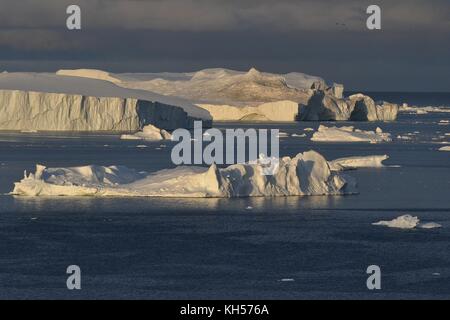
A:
[120, 124, 172, 141]
[311, 125, 392, 143]
[329, 155, 389, 171]
[439, 146, 450, 152]
[11, 150, 357, 198]
[0, 72, 211, 131]
[372, 215, 420, 229]
[348, 94, 398, 121]
[373, 215, 442, 230]
[299, 91, 399, 121]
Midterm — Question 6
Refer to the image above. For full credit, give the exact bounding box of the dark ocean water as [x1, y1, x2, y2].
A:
[0, 93, 449, 299]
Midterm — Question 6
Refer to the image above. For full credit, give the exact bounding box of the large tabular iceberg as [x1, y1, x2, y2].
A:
[12, 150, 357, 198]
[311, 125, 392, 143]
[63, 67, 397, 122]
[0, 72, 211, 131]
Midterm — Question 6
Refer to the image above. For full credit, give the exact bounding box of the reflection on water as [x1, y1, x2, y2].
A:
[2, 194, 346, 215]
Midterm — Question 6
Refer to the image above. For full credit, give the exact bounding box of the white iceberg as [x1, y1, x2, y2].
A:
[439, 146, 450, 152]
[329, 155, 389, 171]
[120, 124, 172, 141]
[373, 215, 442, 230]
[419, 222, 442, 229]
[0, 72, 211, 131]
[311, 125, 391, 143]
[372, 215, 420, 229]
[11, 150, 357, 198]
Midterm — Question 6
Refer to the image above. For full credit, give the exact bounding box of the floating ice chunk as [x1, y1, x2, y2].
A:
[120, 124, 172, 141]
[311, 125, 391, 143]
[373, 215, 420, 229]
[277, 132, 290, 138]
[439, 146, 450, 152]
[12, 150, 357, 198]
[397, 135, 413, 140]
[292, 133, 307, 138]
[304, 128, 315, 131]
[419, 222, 442, 229]
[400, 105, 450, 114]
[373, 215, 442, 230]
[329, 155, 388, 171]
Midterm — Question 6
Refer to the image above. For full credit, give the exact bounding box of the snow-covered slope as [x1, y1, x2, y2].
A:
[0, 72, 211, 131]
[57, 69, 122, 84]
[119, 68, 315, 106]
[12, 150, 357, 198]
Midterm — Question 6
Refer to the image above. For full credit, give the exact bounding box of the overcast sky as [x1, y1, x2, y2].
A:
[0, 0, 449, 91]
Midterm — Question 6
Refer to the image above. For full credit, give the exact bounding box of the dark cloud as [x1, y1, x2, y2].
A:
[0, 0, 449, 90]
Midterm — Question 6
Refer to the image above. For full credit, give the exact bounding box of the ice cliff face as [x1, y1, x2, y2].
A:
[0, 72, 212, 131]
[0, 89, 192, 131]
[12, 150, 357, 198]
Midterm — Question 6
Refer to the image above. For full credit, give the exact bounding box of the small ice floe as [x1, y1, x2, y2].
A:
[373, 214, 441, 230]
[277, 132, 290, 138]
[304, 128, 315, 132]
[329, 155, 389, 171]
[136, 145, 148, 148]
[432, 273, 441, 276]
[420, 222, 442, 229]
[397, 135, 413, 141]
[31, 217, 38, 220]
[291, 133, 306, 138]
[279, 279, 295, 282]
[439, 146, 450, 152]
[245, 206, 254, 210]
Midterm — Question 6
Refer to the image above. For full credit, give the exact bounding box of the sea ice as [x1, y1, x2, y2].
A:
[438, 146, 450, 152]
